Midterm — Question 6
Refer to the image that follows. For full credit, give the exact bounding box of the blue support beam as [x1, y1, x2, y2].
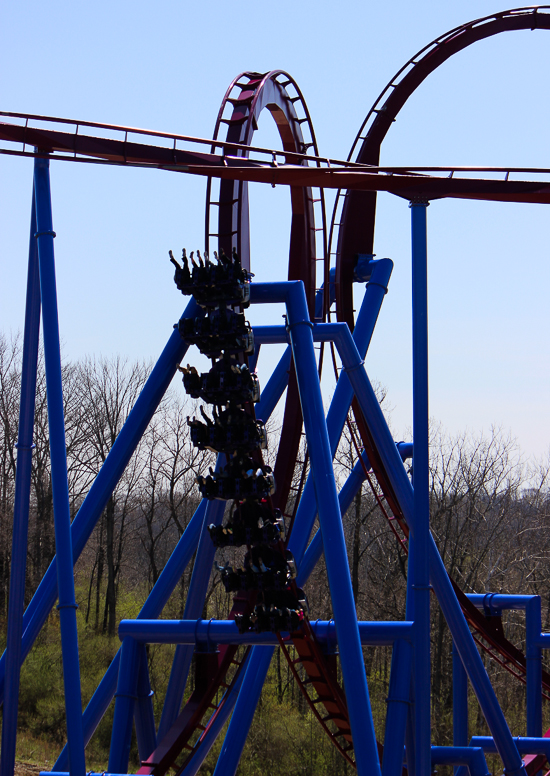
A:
[158, 493, 226, 738]
[382, 639, 412, 776]
[467, 594, 544, 738]
[251, 280, 382, 776]
[34, 156, 86, 776]
[1, 191, 41, 776]
[452, 640, 469, 746]
[108, 637, 140, 774]
[211, 647, 275, 776]
[410, 199, 431, 775]
[134, 643, 158, 762]
[320, 320, 526, 776]
[118, 619, 413, 645]
[53, 499, 207, 770]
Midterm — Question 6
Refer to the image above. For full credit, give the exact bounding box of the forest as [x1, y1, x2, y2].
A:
[1, 330, 549, 775]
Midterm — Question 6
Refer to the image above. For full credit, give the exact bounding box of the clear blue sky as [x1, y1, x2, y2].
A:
[1, 1, 549, 460]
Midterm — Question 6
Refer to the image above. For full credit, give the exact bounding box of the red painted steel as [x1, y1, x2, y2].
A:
[3, 116, 550, 203]
[203, 70, 327, 517]
[331, 5, 550, 328]
[137, 643, 248, 776]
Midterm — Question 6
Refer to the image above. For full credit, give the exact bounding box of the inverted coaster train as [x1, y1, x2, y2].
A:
[2, 7, 550, 776]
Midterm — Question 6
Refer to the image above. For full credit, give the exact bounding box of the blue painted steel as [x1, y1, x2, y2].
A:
[410, 200, 431, 776]
[212, 647, 275, 776]
[251, 345, 291, 425]
[314, 266, 336, 320]
[213, 266, 392, 775]
[452, 641, 469, 746]
[1, 193, 41, 776]
[323, 322, 526, 776]
[134, 643, 158, 761]
[382, 639, 412, 776]
[274, 279, 381, 776]
[268, 258, 393, 568]
[467, 593, 539, 614]
[452, 641, 469, 776]
[468, 594, 543, 737]
[118, 618, 413, 645]
[471, 736, 550, 758]
[251, 326, 288, 344]
[109, 637, 140, 773]
[54, 500, 207, 770]
[34, 156, 86, 776]
[158, 493, 226, 738]
[431, 747, 490, 776]
[397, 441, 413, 460]
[0, 299, 200, 707]
[526, 598, 543, 738]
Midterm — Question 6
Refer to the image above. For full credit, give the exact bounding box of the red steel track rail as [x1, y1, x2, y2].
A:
[203, 70, 328, 517]
[330, 5, 550, 329]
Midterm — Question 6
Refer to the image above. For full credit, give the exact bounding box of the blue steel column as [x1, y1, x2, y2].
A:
[216, 270, 392, 776]
[453, 641, 469, 776]
[54, 500, 207, 771]
[134, 643, 158, 761]
[284, 281, 380, 776]
[410, 199, 431, 776]
[525, 597, 542, 738]
[158, 494, 226, 737]
[326, 325, 525, 776]
[382, 639, 412, 776]
[108, 637, 140, 773]
[212, 647, 275, 776]
[1, 193, 41, 776]
[33, 156, 86, 776]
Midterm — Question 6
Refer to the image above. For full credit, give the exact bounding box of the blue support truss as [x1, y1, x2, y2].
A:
[2, 148, 548, 776]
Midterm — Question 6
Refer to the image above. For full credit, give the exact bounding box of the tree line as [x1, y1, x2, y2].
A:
[1, 330, 550, 770]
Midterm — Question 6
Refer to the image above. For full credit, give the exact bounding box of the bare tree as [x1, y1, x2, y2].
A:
[0, 335, 21, 615]
[136, 396, 208, 590]
[77, 356, 150, 635]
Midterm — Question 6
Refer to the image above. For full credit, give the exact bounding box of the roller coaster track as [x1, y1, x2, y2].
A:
[203, 70, 327, 518]
[329, 4, 550, 329]
[134, 70, 345, 775]
[327, 6, 550, 761]
[2, 10, 550, 771]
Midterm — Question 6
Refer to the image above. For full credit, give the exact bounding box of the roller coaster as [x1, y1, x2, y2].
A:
[2, 6, 550, 776]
